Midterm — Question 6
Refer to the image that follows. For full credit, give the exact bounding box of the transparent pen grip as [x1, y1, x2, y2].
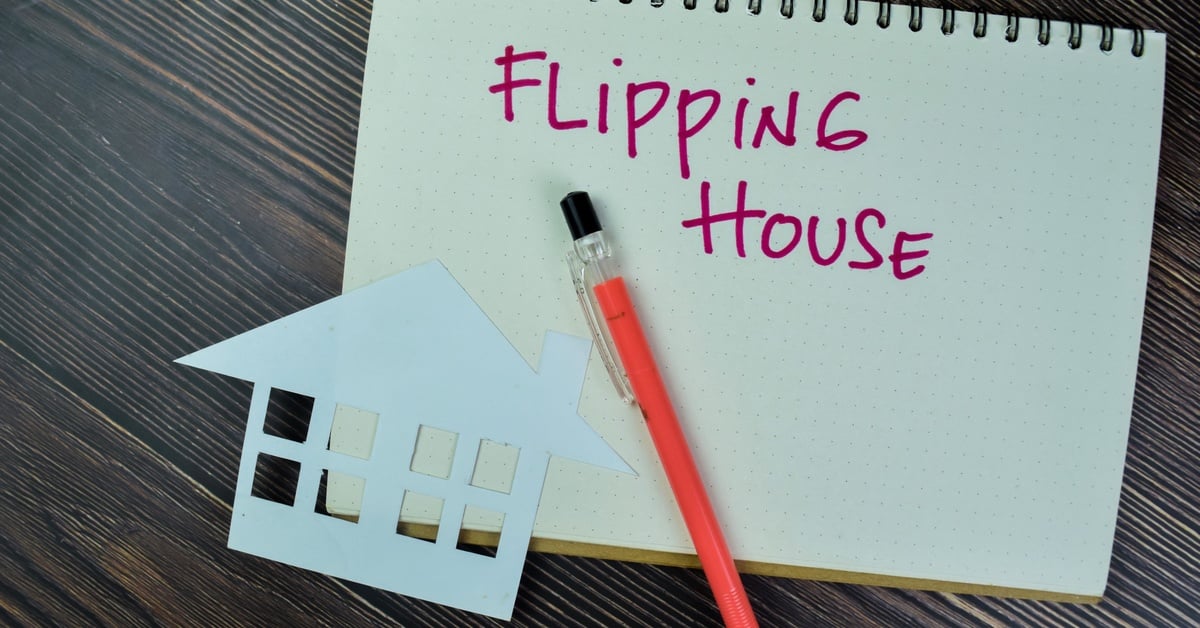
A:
[568, 251, 635, 404]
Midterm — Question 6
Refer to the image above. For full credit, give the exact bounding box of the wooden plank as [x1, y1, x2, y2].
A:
[0, 342, 412, 625]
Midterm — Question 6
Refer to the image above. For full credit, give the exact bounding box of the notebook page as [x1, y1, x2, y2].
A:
[339, 0, 1164, 596]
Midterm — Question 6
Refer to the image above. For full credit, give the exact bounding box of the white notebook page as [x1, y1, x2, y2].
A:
[337, 0, 1165, 596]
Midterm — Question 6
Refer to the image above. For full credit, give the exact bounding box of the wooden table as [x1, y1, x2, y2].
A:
[2, 2, 1196, 625]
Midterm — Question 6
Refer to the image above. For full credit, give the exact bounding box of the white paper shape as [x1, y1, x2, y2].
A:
[177, 260, 631, 619]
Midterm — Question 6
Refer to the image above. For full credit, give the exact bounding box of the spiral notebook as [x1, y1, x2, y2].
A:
[331, 0, 1165, 600]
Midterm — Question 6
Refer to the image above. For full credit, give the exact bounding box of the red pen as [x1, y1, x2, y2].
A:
[560, 191, 758, 628]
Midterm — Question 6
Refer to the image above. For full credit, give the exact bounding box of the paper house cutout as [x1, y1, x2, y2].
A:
[177, 260, 631, 619]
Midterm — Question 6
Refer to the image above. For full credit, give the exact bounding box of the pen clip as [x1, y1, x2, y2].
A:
[567, 250, 635, 404]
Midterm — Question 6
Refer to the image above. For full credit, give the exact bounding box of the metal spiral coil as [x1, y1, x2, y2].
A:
[670, 0, 1146, 57]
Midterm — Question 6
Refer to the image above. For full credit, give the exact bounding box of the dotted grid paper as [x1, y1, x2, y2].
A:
[336, 0, 1165, 596]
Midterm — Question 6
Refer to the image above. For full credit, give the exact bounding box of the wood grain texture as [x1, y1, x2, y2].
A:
[1, 1, 1196, 625]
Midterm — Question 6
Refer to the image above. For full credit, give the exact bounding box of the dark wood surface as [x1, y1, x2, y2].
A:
[1, 1, 1196, 625]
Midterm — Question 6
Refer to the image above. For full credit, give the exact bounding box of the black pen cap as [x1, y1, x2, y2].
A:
[560, 191, 603, 240]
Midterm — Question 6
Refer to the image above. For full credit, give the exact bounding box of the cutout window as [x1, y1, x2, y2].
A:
[457, 504, 505, 557]
[469, 439, 520, 494]
[324, 469, 366, 519]
[397, 490, 444, 543]
[327, 403, 380, 461]
[264, 388, 315, 443]
[251, 452, 301, 506]
[410, 424, 458, 480]
[318, 469, 364, 522]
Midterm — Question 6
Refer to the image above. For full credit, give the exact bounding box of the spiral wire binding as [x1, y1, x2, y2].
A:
[1037, 18, 1051, 46]
[655, 0, 1146, 56]
[1005, 15, 1019, 42]
[941, 6, 954, 35]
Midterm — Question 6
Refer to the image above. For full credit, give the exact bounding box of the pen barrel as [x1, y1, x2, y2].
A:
[591, 277, 758, 628]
